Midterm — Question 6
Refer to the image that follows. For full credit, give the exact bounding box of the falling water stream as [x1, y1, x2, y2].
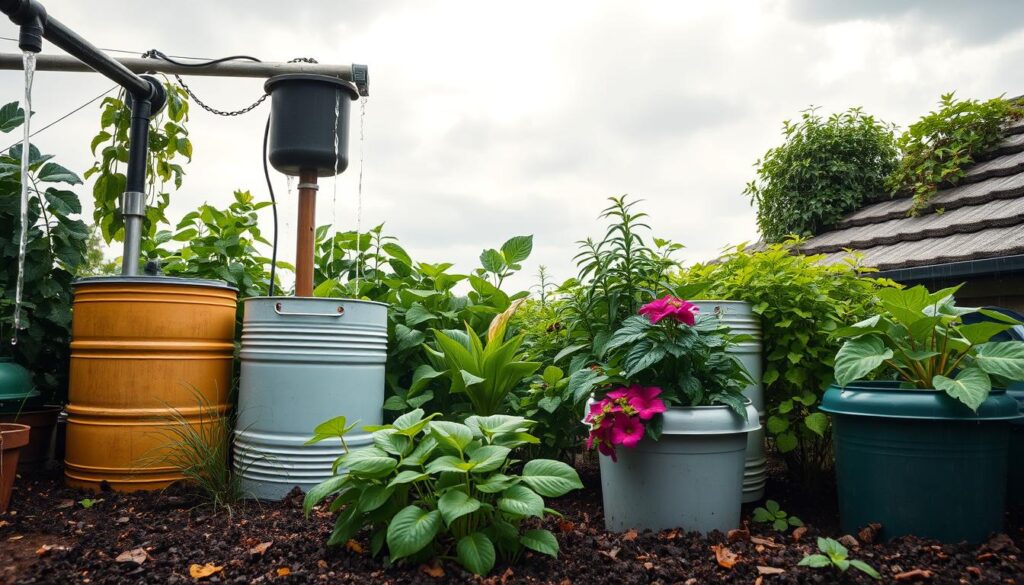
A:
[354, 96, 367, 289]
[331, 91, 340, 231]
[11, 51, 36, 345]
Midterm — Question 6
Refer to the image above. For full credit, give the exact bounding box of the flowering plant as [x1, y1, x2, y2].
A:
[585, 296, 751, 459]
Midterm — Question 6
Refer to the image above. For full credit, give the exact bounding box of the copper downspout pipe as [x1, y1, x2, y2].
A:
[295, 169, 318, 297]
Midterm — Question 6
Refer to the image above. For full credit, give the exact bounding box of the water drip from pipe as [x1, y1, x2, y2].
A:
[11, 51, 36, 346]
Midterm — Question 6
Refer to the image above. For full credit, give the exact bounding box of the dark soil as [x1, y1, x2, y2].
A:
[2, 462, 1023, 585]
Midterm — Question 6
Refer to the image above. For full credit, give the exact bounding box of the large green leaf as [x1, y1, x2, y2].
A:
[500, 235, 533, 264]
[956, 322, 1014, 345]
[457, 532, 496, 576]
[520, 459, 583, 497]
[833, 336, 893, 387]
[386, 505, 442, 561]
[933, 367, 991, 411]
[339, 447, 397, 478]
[467, 445, 511, 473]
[974, 342, 1024, 380]
[520, 529, 559, 557]
[479, 248, 505, 273]
[303, 474, 348, 515]
[0, 101, 24, 132]
[877, 286, 930, 326]
[438, 489, 481, 525]
[498, 485, 544, 518]
[803, 412, 829, 437]
[429, 421, 474, 453]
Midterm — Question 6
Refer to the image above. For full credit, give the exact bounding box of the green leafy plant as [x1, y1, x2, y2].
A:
[78, 498, 98, 509]
[886, 92, 1024, 215]
[424, 305, 541, 416]
[752, 500, 803, 532]
[85, 81, 192, 252]
[479, 235, 533, 288]
[799, 537, 881, 580]
[677, 239, 895, 486]
[833, 284, 1024, 411]
[303, 410, 583, 576]
[152, 190, 286, 298]
[0, 101, 89, 403]
[602, 303, 752, 417]
[509, 365, 607, 462]
[560, 195, 681, 360]
[313, 225, 533, 417]
[746, 107, 898, 243]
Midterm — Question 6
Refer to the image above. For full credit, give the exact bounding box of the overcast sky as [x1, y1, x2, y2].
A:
[3, 0, 1024, 291]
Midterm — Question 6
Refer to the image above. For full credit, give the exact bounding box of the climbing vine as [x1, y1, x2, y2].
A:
[885, 92, 1024, 215]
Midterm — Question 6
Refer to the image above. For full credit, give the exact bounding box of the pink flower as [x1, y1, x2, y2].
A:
[597, 440, 617, 462]
[626, 385, 667, 420]
[638, 295, 699, 326]
[610, 413, 645, 448]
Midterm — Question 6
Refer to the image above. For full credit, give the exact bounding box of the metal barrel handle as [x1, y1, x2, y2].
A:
[274, 302, 345, 317]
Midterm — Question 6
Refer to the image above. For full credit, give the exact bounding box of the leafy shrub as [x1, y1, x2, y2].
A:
[151, 190, 284, 298]
[0, 102, 89, 403]
[565, 196, 681, 353]
[313, 226, 532, 418]
[425, 311, 541, 416]
[833, 284, 1024, 410]
[887, 92, 1024, 215]
[677, 239, 894, 486]
[745, 107, 898, 243]
[509, 365, 606, 463]
[303, 409, 583, 576]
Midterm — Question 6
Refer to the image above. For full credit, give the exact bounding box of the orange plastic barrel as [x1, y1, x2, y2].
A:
[65, 276, 237, 491]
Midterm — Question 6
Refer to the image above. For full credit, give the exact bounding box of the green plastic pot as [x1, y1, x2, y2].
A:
[821, 382, 1022, 543]
[1009, 385, 1024, 509]
[0, 357, 39, 414]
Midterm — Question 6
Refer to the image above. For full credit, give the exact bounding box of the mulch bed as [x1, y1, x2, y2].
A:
[1, 463, 1022, 584]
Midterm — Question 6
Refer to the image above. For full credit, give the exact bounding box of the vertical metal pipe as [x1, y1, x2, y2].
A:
[295, 169, 319, 296]
[120, 96, 152, 276]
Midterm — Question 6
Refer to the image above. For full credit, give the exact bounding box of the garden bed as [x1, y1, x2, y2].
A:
[1, 462, 1022, 584]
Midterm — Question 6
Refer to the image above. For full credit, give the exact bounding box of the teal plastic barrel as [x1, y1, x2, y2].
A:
[1009, 385, 1024, 509]
[821, 382, 1022, 543]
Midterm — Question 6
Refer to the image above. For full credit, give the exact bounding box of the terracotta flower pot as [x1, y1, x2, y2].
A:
[0, 405, 61, 467]
[0, 423, 30, 513]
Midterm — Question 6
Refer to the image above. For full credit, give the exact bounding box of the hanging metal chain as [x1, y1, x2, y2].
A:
[140, 51, 320, 117]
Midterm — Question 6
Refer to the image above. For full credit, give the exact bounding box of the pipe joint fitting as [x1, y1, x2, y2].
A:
[120, 191, 146, 218]
[3, 0, 47, 53]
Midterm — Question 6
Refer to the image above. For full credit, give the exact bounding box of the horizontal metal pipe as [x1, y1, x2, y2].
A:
[0, 51, 353, 80]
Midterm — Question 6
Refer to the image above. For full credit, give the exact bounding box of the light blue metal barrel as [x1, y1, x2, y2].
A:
[693, 300, 766, 502]
[234, 297, 387, 500]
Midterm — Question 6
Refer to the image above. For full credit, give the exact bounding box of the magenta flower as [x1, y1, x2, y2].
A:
[610, 412, 645, 448]
[638, 295, 699, 326]
[625, 385, 667, 420]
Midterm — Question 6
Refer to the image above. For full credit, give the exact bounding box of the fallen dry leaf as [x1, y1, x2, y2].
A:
[248, 541, 272, 556]
[56, 500, 75, 510]
[643, 561, 654, 570]
[858, 522, 882, 544]
[754, 577, 763, 585]
[276, 567, 291, 576]
[622, 529, 638, 542]
[420, 563, 445, 578]
[711, 544, 739, 569]
[977, 552, 995, 561]
[750, 536, 783, 549]
[189, 563, 224, 579]
[557, 519, 575, 533]
[316, 559, 328, 569]
[894, 568, 934, 581]
[115, 548, 149, 565]
[757, 566, 786, 575]
[966, 566, 982, 577]
[598, 547, 620, 561]
[727, 525, 751, 542]
[345, 539, 364, 554]
[792, 526, 808, 542]
[662, 529, 680, 541]
[35, 544, 67, 556]
[8, 535, 23, 541]
[838, 534, 860, 549]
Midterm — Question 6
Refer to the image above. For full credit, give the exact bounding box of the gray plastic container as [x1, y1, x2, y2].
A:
[235, 297, 387, 500]
[693, 300, 765, 502]
[596, 402, 760, 533]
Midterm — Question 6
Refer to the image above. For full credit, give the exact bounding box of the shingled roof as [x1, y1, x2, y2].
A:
[801, 117, 1024, 276]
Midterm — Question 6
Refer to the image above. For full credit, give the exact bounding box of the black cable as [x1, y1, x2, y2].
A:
[143, 49, 262, 67]
[263, 115, 279, 297]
